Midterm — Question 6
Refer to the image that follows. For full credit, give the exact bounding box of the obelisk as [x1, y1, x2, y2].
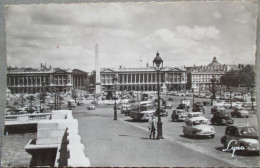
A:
[95, 44, 101, 97]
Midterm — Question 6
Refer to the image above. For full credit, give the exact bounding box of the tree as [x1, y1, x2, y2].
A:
[220, 65, 255, 107]
[220, 70, 240, 108]
[86, 71, 96, 93]
[238, 65, 255, 90]
[88, 71, 96, 85]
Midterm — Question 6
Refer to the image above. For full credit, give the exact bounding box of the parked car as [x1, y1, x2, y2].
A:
[182, 117, 215, 138]
[68, 100, 77, 107]
[121, 104, 132, 116]
[198, 94, 206, 98]
[87, 104, 96, 110]
[165, 101, 173, 109]
[181, 99, 190, 107]
[27, 106, 37, 114]
[211, 106, 226, 114]
[202, 101, 211, 106]
[48, 100, 55, 107]
[210, 111, 234, 125]
[171, 109, 187, 121]
[221, 124, 259, 155]
[158, 107, 168, 117]
[176, 104, 189, 112]
[231, 108, 249, 118]
[77, 102, 85, 106]
[192, 104, 205, 114]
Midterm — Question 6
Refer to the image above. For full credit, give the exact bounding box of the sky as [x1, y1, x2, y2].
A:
[5, 1, 258, 72]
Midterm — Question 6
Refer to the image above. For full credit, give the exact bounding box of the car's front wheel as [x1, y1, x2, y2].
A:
[210, 134, 215, 138]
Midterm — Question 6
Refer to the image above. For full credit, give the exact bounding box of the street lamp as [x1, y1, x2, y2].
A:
[40, 81, 46, 112]
[153, 51, 164, 139]
[192, 88, 195, 106]
[210, 76, 216, 106]
[113, 75, 118, 120]
[250, 84, 255, 110]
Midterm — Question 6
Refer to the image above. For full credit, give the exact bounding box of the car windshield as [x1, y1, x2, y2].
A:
[239, 127, 258, 136]
[193, 114, 203, 117]
[177, 111, 184, 114]
[193, 120, 207, 125]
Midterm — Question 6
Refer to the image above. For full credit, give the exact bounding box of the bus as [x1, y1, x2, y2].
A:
[130, 101, 155, 121]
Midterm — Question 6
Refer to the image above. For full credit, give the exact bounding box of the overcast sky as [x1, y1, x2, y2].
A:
[5, 1, 257, 72]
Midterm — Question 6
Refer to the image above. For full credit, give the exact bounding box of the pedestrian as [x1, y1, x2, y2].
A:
[148, 115, 157, 140]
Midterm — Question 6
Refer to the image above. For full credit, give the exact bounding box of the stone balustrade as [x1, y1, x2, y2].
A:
[5, 113, 51, 125]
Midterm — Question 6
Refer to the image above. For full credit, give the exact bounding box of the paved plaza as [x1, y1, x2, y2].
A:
[2, 94, 259, 167]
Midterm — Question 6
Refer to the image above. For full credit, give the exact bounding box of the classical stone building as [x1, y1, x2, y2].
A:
[187, 57, 243, 92]
[7, 65, 88, 94]
[100, 66, 187, 92]
[72, 69, 88, 90]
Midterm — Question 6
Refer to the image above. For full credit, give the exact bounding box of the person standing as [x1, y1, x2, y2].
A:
[148, 115, 157, 139]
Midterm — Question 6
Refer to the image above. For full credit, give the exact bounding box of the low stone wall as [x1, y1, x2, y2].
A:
[25, 110, 90, 167]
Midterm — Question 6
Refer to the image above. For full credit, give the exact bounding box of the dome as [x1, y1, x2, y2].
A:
[208, 56, 221, 66]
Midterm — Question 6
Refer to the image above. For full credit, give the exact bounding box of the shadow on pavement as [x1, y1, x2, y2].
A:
[124, 119, 147, 123]
[140, 137, 151, 140]
[179, 134, 213, 140]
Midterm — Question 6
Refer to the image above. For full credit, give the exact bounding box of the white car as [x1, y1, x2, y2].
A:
[183, 117, 215, 138]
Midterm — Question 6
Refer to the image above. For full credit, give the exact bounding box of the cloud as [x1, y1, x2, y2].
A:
[176, 26, 220, 41]
[140, 27, 222, 66]
[5, 2, 257, 71]
[213, 11, 222, 19]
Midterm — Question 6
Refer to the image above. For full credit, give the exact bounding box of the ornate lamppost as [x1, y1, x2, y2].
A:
[40, 81, 45, 112]
[153, 51, 164, 139]
[113, 75, 118, 120]
[192, 87, 195, 106]
[250, 84, 255, 110]
[210, 75, 216, 106]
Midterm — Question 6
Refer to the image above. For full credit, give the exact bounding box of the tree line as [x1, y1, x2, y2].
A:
[220, 65, 255, 91]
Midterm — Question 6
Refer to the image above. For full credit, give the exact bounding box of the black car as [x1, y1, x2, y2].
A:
[211, 106, 226, 114]
[210, 112, 234, 125]
[202, 101, 211, 106]
[158, 107, 168, 117]
[176, 104, 189, 112]
[192, 105, 205, 114]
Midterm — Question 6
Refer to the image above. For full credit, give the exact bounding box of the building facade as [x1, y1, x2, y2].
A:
[100, 66, 187, 92]
[187, 57, 242, 92]
[7, 65, 88, 94]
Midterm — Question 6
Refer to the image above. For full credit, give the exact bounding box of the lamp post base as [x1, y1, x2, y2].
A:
[157, 121, 164, 139]
[114, 110, 117, 120]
